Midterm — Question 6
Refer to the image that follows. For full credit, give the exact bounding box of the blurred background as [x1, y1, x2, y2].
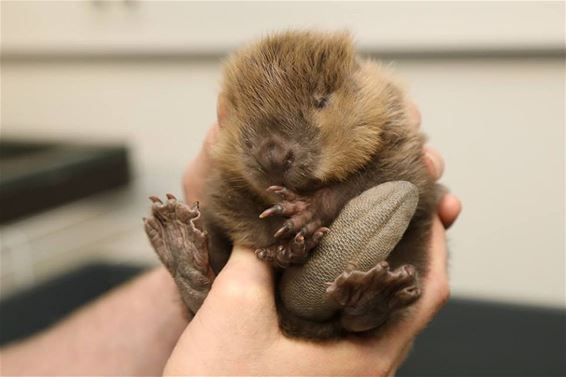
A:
[1, 1, 564, 374]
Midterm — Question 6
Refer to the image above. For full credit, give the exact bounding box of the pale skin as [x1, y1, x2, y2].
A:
[1, 100, 461, 376]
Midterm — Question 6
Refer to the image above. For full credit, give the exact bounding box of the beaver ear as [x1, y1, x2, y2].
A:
[217, 92, 229, 128]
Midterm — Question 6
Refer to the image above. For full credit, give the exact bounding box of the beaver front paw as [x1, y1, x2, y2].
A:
[255, 227, 329, 268]
[256, 185, 329, 267]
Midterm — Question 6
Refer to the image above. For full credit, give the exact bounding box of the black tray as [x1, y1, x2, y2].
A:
[0, 139, 131, 224]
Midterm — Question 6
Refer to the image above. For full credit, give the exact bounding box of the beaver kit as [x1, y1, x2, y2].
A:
[144, 30, 439, 339]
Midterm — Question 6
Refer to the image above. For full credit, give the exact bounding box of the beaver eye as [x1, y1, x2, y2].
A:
[314, 95, 329, 109]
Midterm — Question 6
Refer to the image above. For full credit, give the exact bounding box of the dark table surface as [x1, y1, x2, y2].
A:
[1, 263, 564, 376]
[0, 139, 131, 224]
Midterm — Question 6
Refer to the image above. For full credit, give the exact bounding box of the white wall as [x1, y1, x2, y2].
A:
[3, 2, 563, 53]
[1, 1, 564, 307]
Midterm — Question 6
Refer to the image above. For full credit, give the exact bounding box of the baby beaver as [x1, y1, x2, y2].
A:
[145, 30, 439, 339]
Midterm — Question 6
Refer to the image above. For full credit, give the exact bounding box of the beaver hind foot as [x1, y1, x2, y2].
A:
[144, 194, 215, 315]
[327, 261, 421, 332]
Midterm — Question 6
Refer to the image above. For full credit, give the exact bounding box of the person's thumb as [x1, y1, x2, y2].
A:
[198, 245, 279, 331]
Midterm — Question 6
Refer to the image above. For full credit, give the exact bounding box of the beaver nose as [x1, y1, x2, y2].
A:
[257, 138, 294, 173]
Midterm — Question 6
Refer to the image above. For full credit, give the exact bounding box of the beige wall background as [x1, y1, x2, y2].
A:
[1, 1, 565, 308]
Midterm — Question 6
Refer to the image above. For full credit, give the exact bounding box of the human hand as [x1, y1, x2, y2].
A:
[164, 207, 457, 377]
[172, 102, 461, 376]
[182, 123, 220, 204]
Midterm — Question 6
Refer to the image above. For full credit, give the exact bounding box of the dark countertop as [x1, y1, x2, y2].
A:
[1, 263, 564, 376]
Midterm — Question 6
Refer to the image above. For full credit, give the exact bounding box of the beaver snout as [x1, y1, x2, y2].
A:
[256, 137, 295, 174]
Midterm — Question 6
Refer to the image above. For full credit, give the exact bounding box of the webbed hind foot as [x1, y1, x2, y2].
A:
[327, 261, 420, 332]
[144, 194, 215, 314]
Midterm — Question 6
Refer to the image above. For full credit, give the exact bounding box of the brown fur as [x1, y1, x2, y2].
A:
[200, 30, 438, 338]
